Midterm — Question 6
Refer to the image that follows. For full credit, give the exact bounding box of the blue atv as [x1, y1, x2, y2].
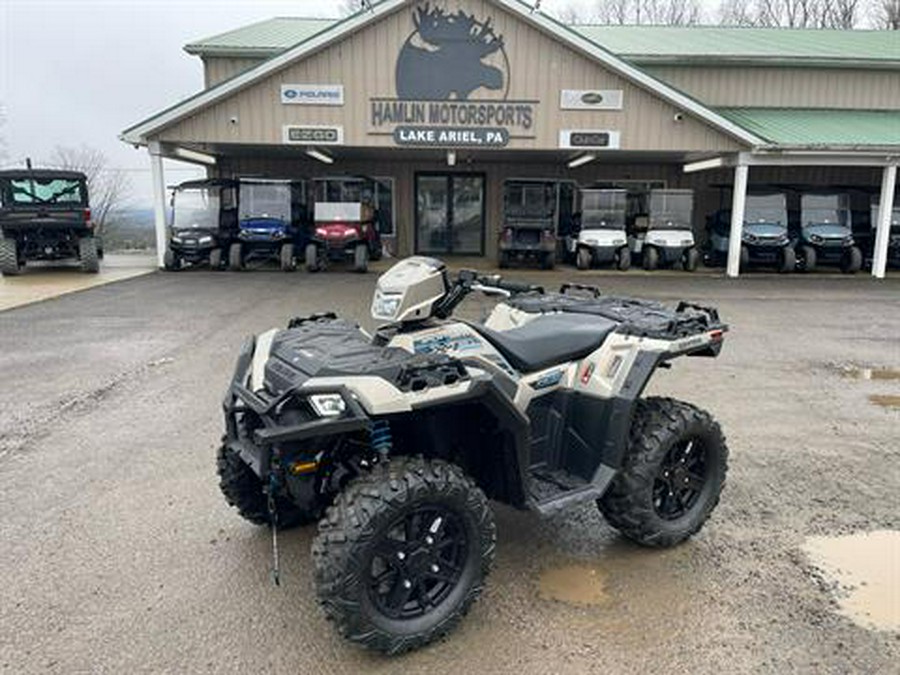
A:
[796, 193, 862, 274]
[228, 179, 309, 272]
[707, 193, 795, 273]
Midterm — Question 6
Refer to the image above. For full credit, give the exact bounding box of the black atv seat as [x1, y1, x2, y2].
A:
[472, 314, 618, 373]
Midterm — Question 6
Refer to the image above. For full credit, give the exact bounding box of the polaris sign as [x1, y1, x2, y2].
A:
[281, 84, 344, 106]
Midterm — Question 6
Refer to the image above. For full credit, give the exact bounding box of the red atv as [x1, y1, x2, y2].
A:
[305, 177, 383, 273]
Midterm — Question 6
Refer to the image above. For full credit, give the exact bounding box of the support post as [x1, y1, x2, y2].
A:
[872, 163, 897, 280]
[148, 142, 168, 269]
[726, 163, 749, 279]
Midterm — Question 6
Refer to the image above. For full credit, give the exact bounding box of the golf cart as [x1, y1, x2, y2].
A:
[306, 176, 383, 273]
[707, 192, 795, 272]
[229, 179, 309, 272]
[634, 189, 700, 271]
[571, 188, 630, 270]
[166, 179, 238, 271]
[218, 256, 730, 654]
[498, 180, 556, 269]
[869, 199, 900, 269]
[797, 193, 861, 273]
[0, 169, 98, 275]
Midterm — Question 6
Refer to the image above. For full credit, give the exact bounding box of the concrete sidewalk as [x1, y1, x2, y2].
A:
[0, 252, 157, 312]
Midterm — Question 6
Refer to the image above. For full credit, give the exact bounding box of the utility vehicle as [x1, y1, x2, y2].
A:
[707, 193, 795, 272]
[306, 176, 383, 273]
[0, 169, 98, 275]
[218, 257, 729, 654]
[166, 179, 238, 271]
[228, 179, 309, 272]
[571, 188, 630, 270]
[498, 180, 557, 269]
[797, 193, 862, 273]
[632, 189, 699, 271]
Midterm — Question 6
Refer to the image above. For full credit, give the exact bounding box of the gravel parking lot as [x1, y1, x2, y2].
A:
[1, 266, 898, 674]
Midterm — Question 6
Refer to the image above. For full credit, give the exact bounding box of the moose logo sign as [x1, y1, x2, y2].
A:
[368, 2, 537, 148]
[396, 4, 508, 101]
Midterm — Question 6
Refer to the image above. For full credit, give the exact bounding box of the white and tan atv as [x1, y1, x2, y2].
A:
[218, 256, 730, 654]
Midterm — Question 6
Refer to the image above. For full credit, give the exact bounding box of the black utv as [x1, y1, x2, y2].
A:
[0, 169, 99, 275]
[165, 179, 238, 271]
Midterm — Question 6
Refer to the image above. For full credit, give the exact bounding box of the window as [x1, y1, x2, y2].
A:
[6, 177, 86, 205]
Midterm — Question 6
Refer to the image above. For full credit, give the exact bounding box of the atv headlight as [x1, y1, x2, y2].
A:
[613, 238, 626, 246]
[172, 235, 183, 244]
[372, 291, 403, 320]
[199, 235, 213, 245]
[810, 234, 824, 244]
[309, 393, 346, 417]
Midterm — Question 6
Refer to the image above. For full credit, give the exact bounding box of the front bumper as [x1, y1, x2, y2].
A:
[583, 245, 619, 263]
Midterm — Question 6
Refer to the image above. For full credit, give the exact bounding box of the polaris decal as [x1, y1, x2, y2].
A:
[413, 333, 482, 355]
[529, 369, 564, 390]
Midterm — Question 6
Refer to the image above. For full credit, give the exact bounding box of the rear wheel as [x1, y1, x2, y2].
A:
[79, 237, 99, 274]
[209, 247, 223, 270]
[598, 397, 728, 548]
[778, 246, 796, 273]
[841, 246, 862, 274]
[353, 243, 369, 273]
[280, 243, 296, 272]
[800, 245, 816, 272]
[305, 243, 320, 272]
[540, 251, 555, 270]
[312, 457, 496, 654]
[0, 238, 21, 276]
[616, 246, 631, 271]
[216, 445, 311, 528]
[576, 247, 592, 270]
[642, 245, 659, 271]
[228, 243, 243, 271]
[683, 247, 700, 272]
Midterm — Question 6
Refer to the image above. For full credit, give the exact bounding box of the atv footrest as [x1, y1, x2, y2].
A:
[527, 469, 604, 515]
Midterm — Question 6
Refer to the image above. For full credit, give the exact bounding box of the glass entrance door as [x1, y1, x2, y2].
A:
[416, 174, 485, 255]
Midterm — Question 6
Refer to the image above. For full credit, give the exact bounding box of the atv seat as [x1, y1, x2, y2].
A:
[473, 314, 618, 373]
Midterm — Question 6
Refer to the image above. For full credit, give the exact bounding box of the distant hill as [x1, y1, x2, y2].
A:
[102, 208, 157, 251]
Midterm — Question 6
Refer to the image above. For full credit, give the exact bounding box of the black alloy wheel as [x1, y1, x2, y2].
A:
[652, 439, 708, 520]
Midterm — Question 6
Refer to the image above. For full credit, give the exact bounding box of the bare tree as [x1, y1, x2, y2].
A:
[594, 0, 703, 25]
[718, 0, 870, 27]
[549, 2, 591, 23]
[595, 0, 632, 24]
[49, 146, 131, 233]
[873, 0, 900, 27]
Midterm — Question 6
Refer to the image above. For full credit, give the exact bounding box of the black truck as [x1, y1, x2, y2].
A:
[0, 169, 99, 275]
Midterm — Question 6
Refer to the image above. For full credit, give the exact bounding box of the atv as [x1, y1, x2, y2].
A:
[796, 193, 862, 274]
[707, 192, 795, 273]
[498, 180, 557, 269]
[633, 189, 700, 272]
[570, 188, 631, 271]
[218, 256, 730, 654]
[0, 169, 99, 275]
[166, 179, 238, 271]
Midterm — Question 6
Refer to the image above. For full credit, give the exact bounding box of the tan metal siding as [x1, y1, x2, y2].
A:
[157, 0, 741, 152]
[646, 66, 900, 109]
[203, 57, 267, 87]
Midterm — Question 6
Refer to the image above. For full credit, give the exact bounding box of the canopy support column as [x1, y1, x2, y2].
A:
[148, 142, 168, 269]
[872, 163, 897, 279]
[726, 162, 748, 278]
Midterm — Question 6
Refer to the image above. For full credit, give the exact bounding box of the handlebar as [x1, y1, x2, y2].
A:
[432, 270, 543, 319]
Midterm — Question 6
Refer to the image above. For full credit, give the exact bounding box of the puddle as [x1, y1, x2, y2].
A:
[538, 563, 610, 607]
[838, 366, 900, 381]
[869, 394, 900, 409]
[803, 530, 900, 632]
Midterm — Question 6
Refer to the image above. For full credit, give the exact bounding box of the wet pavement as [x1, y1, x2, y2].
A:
[0, 267, 898, 674]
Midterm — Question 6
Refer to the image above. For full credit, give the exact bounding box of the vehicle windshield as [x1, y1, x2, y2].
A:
[649, 191, 693, 229]
[240, 182, 291, 221]
[315, 179, 374, 204]
[871, 203, 900, 233]
[580, 190, 626, 229]
[173, 188, 220, 229]
[801, 194, 850, 228]
[745, 194, 786, 225]
[504, 182, 555, 220]
[4, 177, 86, 205]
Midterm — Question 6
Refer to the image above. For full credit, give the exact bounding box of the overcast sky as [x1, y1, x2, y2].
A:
[0, 0, 612, 206]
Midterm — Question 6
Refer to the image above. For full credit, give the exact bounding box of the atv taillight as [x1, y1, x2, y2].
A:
[83, 208, 93, 227]
[709, 330, 724, 341]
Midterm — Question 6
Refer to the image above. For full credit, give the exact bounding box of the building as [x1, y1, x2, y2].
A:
[120, 0, 900, 277]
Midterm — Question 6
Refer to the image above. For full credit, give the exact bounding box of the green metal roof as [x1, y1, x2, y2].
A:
[716, 108, 900, 147]
[184, 17, 334, 57]
[184, 16, 900, 66]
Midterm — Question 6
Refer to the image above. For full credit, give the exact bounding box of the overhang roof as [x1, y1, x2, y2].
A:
[184, 17, 900, 68]
[717, 108, 900, 149]
[123, 0, 762, 147]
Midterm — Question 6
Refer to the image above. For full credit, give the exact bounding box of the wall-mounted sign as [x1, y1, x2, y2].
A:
[559, 129, 621, 150]
[282, 125, 344, 145]
[369, 5, 534, 146]
[281, 84, 344, 106]
[394, 126, 509, 147]
[560, 89, 623, 110]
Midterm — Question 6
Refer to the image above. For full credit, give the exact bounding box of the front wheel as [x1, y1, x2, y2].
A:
[163, 248, 179, 271]
[576, 247, 592, 270]
[79, 237, 99, 273]
[228, 243, 243, 271]
[280, 243, 296, 272]
[598, 397, 728, 548]
[841, 246, 862, 274]
[305, 243, 320, 272]
[683, 247, 700, 272]
[312, 457, 496, 654]
[617, 246, 631, 271]
[353, 242, 369, 273]
[0, 238, 21, 276]
[208, 247, 223, 270]
[800, 245, 816, 273]
[643, 245, 659, 271]
[778, 246, 796, 274]
[540, 251, 555, 270]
